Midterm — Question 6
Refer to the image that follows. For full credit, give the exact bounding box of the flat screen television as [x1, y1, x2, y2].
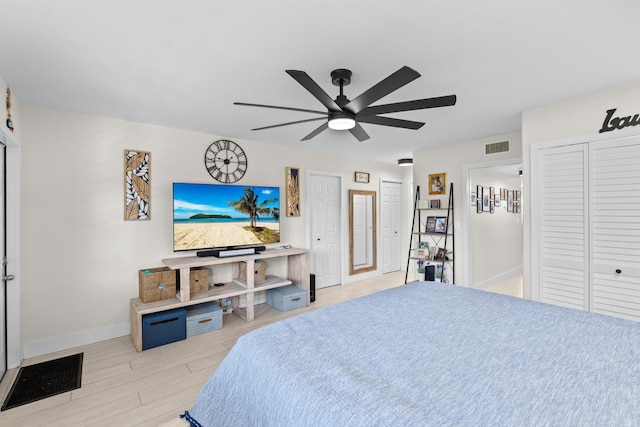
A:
[173, 182, 280, 252]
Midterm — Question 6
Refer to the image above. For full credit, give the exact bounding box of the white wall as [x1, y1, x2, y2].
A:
[522, 80, 640, 300]
[20, 104, 406, 358]
[469, 167, 522, 286]
[413, 132, 523, 286]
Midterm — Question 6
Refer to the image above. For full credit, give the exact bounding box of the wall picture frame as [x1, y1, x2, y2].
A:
[482, 187, 491, 212]
[124, 149, 150, 221]
[285, 167, 300, 217]
[429, 172, 446, 195]
[355, 171, 370, 183]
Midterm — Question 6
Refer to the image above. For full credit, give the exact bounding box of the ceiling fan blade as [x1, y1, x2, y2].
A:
[286, 70, 341, 111]
[234, 102, 327, 116]
[357, 95, 457, 117]
[301, 122, 329, 141]
[348, 123, 370, 142]
[358, 116, 424, 130]
[252, 117, 327, 131]
[344, 66, 421, 114]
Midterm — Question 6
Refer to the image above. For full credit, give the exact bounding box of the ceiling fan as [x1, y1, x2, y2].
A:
[235, 66, 456, 142]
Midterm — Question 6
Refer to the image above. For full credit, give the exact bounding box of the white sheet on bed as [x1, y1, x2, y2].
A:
[184, 282, 640, 426]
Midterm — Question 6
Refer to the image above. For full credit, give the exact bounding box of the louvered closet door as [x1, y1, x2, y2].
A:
[590, 136, 640, 321]
[539, 143, 589, 310]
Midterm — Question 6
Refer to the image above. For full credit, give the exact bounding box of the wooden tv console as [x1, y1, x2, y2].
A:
[130, 247, 309, 352]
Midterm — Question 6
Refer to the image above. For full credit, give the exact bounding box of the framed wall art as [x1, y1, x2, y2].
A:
[285, 167, 300, 217]
[429, 173, 446, 195]
[355, 171, 370, 183]
[482, 187, 491, 212]
[124, 149, 150, 220]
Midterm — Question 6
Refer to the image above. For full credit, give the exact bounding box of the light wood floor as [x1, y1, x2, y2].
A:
[0, 272, 523, 426]
[0, 272, 407, 426]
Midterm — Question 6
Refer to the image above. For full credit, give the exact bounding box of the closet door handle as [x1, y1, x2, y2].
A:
[615, 269, 622, 274]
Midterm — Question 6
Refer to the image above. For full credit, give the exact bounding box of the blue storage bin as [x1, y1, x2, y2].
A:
[142, 308, 186, 350]
[267, 285, 307, 312]
[186, 302, 222, 337]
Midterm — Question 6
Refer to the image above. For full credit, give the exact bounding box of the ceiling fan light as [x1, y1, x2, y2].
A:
[398, 158, 413, 167]
[328, 117, 356, 130]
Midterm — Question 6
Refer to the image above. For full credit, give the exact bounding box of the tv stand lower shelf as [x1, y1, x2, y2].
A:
[130, 247, 309, 352]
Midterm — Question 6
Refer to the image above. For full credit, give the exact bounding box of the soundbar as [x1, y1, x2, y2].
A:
[197, 246, 266, 258]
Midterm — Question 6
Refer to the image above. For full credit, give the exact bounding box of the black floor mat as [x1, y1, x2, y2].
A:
[1, 353, 83, 411]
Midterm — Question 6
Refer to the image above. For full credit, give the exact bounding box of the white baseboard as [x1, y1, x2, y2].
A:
[23, 322, 130, 360]
[473, 266, 523, 291]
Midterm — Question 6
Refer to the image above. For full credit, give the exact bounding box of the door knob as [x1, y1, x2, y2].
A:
[3, 274, 14, 281]
[615, 269, 622, 274]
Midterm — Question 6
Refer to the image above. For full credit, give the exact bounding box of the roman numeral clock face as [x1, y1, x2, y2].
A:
[204, 140, 247, 183]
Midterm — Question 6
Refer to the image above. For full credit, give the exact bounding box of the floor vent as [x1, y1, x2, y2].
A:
[485, 140, 510, 155]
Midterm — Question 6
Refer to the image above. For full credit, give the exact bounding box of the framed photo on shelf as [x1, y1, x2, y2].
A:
[435, 247, 446, 260]
[434, 217, 447, 233]
[430, 199, 441, 209]
[429, 172, 446, 195]
[425, 216, 436, 232]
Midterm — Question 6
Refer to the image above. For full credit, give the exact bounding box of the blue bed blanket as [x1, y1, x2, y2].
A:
[185, 282, 640, 426]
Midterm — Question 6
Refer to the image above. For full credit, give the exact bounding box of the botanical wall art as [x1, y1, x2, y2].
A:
[124, 149, 150, 220]
[285, 167, 300, 217]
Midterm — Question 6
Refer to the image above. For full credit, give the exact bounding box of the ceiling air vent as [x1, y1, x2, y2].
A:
[485, 140, 510, 155]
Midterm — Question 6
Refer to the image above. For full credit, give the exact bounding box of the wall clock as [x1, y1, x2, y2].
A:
[204, 139, 248, 183]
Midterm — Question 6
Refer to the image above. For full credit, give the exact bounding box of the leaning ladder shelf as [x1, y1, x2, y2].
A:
[405, 183, 455, 284]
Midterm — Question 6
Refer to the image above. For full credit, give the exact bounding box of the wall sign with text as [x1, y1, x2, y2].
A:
[599, 108, 639, 134]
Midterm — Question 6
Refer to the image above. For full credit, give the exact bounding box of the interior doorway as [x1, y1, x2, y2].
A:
[0, 141, 5, 380]
[381, 180, 402, 273]
[308, 172, 342, 289]
[464, 160, 523, 288]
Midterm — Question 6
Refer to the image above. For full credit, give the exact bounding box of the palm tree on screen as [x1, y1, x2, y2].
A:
[228, 188, 278, 228]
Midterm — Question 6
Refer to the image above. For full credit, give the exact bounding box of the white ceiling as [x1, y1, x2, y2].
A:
[1, 0, 638, 164]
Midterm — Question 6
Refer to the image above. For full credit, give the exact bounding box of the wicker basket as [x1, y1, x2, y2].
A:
[176, 267, 209, 296]
[189, 268, 210, 294]
[237, 261, 267, 283]
[138, 267, 177, 303]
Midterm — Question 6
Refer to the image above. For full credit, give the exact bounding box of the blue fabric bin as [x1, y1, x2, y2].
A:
[186, 302, 223, 337]
[142, 308, 186, 350]
[267, 285, 307, 312]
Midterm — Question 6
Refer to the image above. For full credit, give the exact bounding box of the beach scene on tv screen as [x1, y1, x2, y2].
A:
[173, 183, 280, 251]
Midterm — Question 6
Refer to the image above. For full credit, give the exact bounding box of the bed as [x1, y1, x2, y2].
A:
[180, 282, 640, 426]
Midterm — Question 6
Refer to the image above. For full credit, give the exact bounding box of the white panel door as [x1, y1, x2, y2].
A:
[538, 143, 589, 310]
[590, 135, 640, 321]
[310, 174, 341, 288]
[0, 143, 5, 380]
[381, 181, 402, 273]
